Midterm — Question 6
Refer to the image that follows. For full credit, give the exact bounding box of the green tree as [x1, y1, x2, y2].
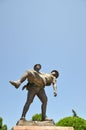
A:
[0, 117, 7, 130]
[55, 116, 86, 130]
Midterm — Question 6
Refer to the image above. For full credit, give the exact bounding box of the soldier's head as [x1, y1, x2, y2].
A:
[51, 70, 59, 78]
[34, 64, 41, 72]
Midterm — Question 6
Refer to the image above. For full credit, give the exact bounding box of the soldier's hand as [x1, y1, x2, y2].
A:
[54, 92, 57, 97]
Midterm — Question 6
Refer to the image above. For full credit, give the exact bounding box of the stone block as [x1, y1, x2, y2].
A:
[16, 120, 55, 126]
[12, 120, 74, 130]
[12, 126, 74, 130]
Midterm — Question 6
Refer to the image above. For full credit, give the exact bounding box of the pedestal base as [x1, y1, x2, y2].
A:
[16, 120, 55, 126]
[12, 126, 74, 130]
[12, 120, 74, 130]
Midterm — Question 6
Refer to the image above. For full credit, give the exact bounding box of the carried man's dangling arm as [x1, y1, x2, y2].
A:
[53, 78, 57, 97]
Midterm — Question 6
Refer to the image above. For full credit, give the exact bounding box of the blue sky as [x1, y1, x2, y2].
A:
[0, 0, 86, 129]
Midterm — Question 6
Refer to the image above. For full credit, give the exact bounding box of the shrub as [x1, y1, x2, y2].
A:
[0, 117, 7, 130]
[32, 113, 42, 121]
[0, 117, 2, 128]
[55, 116, 86, 130]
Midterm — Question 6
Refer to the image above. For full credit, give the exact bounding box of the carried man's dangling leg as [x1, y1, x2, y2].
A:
[9, 71, 29, 88]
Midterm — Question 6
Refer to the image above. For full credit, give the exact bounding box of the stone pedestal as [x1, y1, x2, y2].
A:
[16, 120, 55, 126]
[12, 126, 74, 130]
[12, 120, 74, 130]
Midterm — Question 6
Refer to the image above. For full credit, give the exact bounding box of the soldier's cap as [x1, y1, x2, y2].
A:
[34, 64, 41, 69]
[51, 70, 59, 78]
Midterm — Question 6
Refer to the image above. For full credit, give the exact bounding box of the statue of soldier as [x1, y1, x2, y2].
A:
[9, 64, 59, 121]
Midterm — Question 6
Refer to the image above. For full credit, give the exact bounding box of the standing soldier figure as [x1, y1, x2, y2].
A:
[9, 64, 59, 121]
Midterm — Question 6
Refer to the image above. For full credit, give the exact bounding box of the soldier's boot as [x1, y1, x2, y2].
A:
[20, 116, 26, 121]
[9, 80, 21, 88]
[42, 114, 53, 121]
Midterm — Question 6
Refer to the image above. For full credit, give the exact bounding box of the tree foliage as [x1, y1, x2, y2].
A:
[0, 117, 7, 130]
[55, 116, 86, 130]
[32, 113, 42, 121]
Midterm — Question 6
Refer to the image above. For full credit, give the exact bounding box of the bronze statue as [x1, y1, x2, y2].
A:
[9, 64, 59, 121]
